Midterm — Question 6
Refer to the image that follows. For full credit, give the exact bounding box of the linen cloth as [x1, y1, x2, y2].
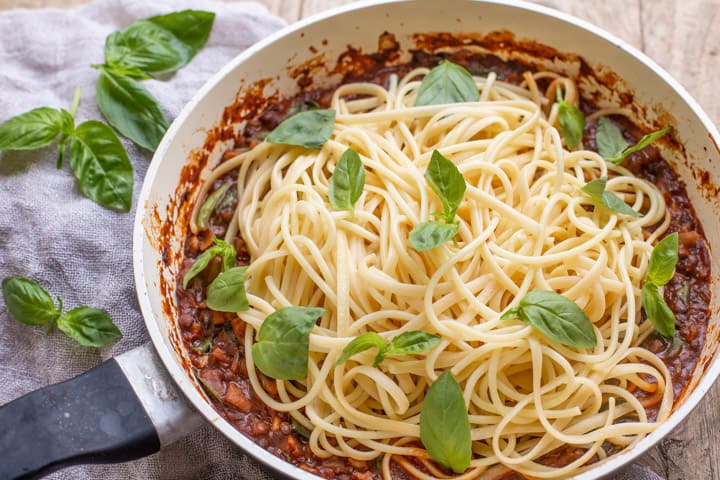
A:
[0, 0, 664, 479]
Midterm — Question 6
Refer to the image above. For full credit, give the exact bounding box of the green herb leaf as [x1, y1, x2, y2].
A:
[415, 60, 479, 106]
[556, 89, 585, 149]
[581, 177, 641, 217]
[501, 291, 597, 348]
[96, 68, 169, 151]
[146, 10, 215, 62]
[647, 232, 679, 286]
[291, 417, 313, 440]
[409, 221, 459, 251]
[68, 120, 133, 211]
[1, 276, 61, 326]
[266, 109, 335, 149]
[386, 331, 441, 356]
[419, 371, 471, 473]
[329, 148, 365, 212]
[251, 306, 325, 380]
[641, 283, 675, 337]
[596, 117, 671, 165]
[56, 306, 122, 347]
[595, 117, 629, 162]
[104, 10, 214, 76]
[182, 238, 236, 289]
[192, 338, 213, 354]
[193, 368, 223, 404]
[0, 107, 74, 151]
[197, 183, 231, 230]
[335, 332, 387, 367]
[207, 266, 249, 312]
[425, 150, 466, 222]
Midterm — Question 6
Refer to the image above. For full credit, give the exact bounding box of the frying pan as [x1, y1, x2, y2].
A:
[1, 0, 719, 479]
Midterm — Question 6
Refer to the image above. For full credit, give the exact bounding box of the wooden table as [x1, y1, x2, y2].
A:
[0, 0, 718, 478]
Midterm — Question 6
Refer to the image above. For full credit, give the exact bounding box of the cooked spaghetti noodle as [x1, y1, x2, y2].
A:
[189, 69, 673, 479]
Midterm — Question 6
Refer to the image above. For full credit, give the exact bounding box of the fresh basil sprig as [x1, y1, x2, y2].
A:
[335, 330, 440, 367]
[2, 276, 122, 347]
[581, 176, 641, 217]
[416, 60, 479, 106]
[266, 109, 336, 149]
[419, 370, 472, 473]
[183, 238, 236, 288]
[595, 117, 671, 165]
[0, 88, 133, 211]
[501, 291, 597, 348]
[94, 10, 215, 151]
[251, 306, 325, 380]
[328, 148, 365, 213]
[642, 232, 679, 336]
[409, 150, 466, 251]
[556, 89, 585, 150]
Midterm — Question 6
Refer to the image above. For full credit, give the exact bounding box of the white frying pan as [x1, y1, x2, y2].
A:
[1, 1, 718, 479]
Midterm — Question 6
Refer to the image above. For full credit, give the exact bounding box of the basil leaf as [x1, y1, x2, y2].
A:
[105, 21, 189, 75]
[556, 90, 585, 149]
[0, 107, 73, 151]
[621, 127, 672, 160]
[641, 283, 675, 337]
[595, 117, 629, 162]
[251, 306, 325, 380]
[68, 120, 133, 211]
[56, 306, 122, 347]
[597, 116, 671, 165]
[501, 291, 596, 348]
[147, 10, 215, 61]
[386, 331, 441, 356]
[329, 148, 365, 212]
[1, 276, 61, 326]
[419, 371, 471, 473]
[335, 332, 387, 367]
[182, 238, 236, 288]
[207, 266, 249, 313]
[581, 177, 641, 217]
[416, 60, 479, 106]
[197, 183, 231, 230]
[647, 232, 679, 286]
[409, 221, 459, 251]
[266, 109, 335, 149]
[425, 150, 466, 221]
[96, 68, 169, 151]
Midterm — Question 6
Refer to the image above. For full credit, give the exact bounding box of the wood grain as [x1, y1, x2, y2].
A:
[0, 0, 717, 478]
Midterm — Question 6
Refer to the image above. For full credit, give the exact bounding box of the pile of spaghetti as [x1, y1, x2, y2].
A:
[191, 67, 673, 479]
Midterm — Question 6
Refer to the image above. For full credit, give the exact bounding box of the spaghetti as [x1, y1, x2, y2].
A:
[188, 68, 675, 478]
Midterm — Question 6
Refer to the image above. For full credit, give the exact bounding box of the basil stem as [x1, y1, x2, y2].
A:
[581, 177, 641, 217]
[501, 291, 597, 348]
[419, 371, 472, 473]
[415, 60, 479, 106]
[251, 306, 325, 380]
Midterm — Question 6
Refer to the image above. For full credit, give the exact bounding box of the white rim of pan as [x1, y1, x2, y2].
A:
[133, 1, 720, 479]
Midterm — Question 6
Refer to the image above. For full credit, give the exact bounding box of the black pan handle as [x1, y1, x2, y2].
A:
[0, 343, 203, 479]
